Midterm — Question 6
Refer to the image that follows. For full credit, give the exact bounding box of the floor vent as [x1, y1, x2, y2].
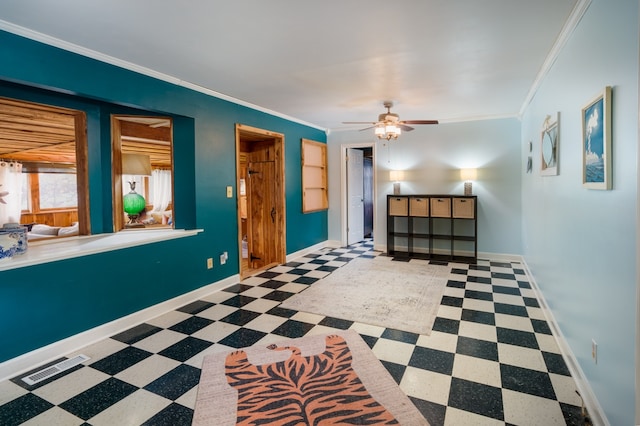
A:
[22, 354, 90, 386]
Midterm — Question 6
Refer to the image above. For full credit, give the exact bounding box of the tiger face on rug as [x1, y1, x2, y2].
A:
[224, 334, 399, 425]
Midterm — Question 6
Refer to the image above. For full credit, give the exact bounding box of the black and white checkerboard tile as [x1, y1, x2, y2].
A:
[0, 241, 586, 425]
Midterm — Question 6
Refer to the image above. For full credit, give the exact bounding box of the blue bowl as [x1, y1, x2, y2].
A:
[0, 231, 20, 261]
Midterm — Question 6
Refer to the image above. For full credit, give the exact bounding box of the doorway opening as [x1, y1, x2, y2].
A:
[235, 124, 286, 279]
[343, 144, 375, 246]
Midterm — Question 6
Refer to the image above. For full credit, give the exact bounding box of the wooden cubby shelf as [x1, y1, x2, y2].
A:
[387, 194, 478, 262]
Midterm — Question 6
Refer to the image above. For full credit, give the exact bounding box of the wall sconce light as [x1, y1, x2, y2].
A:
[122, 153, 152, 228]
[389, 170, 405, 195]
[460, 168, 477, 195]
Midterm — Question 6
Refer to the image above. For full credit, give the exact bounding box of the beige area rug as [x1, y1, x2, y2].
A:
[280, 257, 451, 335]
[193, 330, 428, 425]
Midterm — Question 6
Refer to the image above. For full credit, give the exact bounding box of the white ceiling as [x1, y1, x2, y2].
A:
[0, 0, 580, 131]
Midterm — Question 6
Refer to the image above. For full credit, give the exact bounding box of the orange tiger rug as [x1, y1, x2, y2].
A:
[193, 330, 429, 425]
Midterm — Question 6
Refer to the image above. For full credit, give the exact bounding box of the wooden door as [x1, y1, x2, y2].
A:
[247, 159, 277, 270]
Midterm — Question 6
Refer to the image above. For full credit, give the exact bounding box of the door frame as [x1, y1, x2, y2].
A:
[235, 123, 286, 278]
[340, 142, 376, 246]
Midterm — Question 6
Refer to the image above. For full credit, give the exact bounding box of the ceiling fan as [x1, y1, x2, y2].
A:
[343, 101, 438, 140]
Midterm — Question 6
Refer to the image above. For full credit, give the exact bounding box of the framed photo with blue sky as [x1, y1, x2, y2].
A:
[582, 86, 612, 190]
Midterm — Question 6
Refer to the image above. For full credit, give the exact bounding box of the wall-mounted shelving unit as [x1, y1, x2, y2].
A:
[387, 194, 477, 262]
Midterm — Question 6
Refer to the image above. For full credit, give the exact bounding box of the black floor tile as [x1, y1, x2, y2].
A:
[271, 319, 315, 338]
[441, 295, 463, 307]
[490, 261, 511, 268]
[500, 364, 556, 400]
[543, 352, 571, 376]
[497, 327, 540, 350]
[169, 316, 214, 334]
[492, 285, 520, 295]
[408, 346, 454, 375]
[456, 336, 499, 362]
[316, 265, 339, 273]
[258, 279, 287, 289]
[469, 264, 491, 272]
[220, 294, 257, 308]
[111, 323, 163, 344]
[461, 309, 495, 326]
[287, 268, 310, 275]
[518, 280, 532, 289]
[223, 283, 254, 294]
[380, 360, 406, 384]
[467, 276, 492, 285]
[142, 402, 194, 426]
[265, 306, 297, 318]
[58, 377, 138, 420]
[523, 296, 540, 307]
[219, 309, 261, 326]
[293, 276, 319, 284]
[318, 316, 354, 330]
[262, 290, 295, 302]
[176, 300, 215, 314]
[381, 328, 419, 345]
[144, 364, 200, 401]
[451, 268, 469, 275]
[448, 377, 504, 421]
[218, 328, 267, 348]
[464, 289, 493, 301]
[494, 302, 529, 317]
[256, 271, 280, 279]
[446, 279, 466, 288]
[561, 402, 587, 426]
[359, 334, 379, 349]
[531, 319, 552, 335]
[90, 346, 152, 375]
[491, 272, 516, 280]
[432, 317, 460, 335]
[410, 397, 446, 426]
[283, 261, 303, 267]
[158, 337, 213, 362]
[0, 393, 54, 426]
[308, 258, 328, 264]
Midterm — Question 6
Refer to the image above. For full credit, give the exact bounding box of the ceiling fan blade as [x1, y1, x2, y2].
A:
[359, 126, 376, 131]
[400, 120, 439, 125]
[342, 121, 377, 125]
[399, 124, 415, 132]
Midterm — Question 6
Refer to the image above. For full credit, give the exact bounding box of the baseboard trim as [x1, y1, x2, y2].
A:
[0, 274, 239, 382]
[520, 256, 609, 426]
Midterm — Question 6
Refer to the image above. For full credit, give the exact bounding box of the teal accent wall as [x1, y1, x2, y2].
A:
[0, 30, 327, 362]
[520, 1, 638, 424]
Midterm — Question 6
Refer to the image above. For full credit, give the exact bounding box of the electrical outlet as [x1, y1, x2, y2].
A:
[220, 253, 226, 265]
[226, 186, 233, 198]
[207, 258, 213, 269]
[592, 339, 597, 364]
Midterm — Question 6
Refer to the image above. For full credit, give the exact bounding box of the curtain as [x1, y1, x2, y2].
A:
[150, 169, 172, 213]
[0, 161, 23, 225]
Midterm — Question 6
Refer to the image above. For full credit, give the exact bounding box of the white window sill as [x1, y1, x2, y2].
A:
[0, 228, 203, 271]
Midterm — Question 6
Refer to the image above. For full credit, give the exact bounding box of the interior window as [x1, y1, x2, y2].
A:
[0, 97, 88, 239]
[111, 115, 174, 231]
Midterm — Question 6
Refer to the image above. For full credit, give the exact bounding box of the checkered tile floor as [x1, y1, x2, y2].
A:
[0, 240, 587, 425]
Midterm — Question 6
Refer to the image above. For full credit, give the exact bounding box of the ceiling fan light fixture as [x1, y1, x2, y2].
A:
[377, 123, 400, 140]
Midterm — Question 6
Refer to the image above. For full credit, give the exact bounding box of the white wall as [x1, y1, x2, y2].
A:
[328, 118, 522, 255]
[520, 1, 638, 424]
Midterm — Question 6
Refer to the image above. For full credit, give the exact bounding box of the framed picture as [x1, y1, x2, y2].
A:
[582, 86, 612, 189]
[540, 113, 559, 176]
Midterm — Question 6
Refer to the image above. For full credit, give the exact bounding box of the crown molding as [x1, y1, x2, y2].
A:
[0, 20, 326, 132]
[518, 0, 593, 117]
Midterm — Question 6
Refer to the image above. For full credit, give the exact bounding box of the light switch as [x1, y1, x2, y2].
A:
[226, 186, 233, 198]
